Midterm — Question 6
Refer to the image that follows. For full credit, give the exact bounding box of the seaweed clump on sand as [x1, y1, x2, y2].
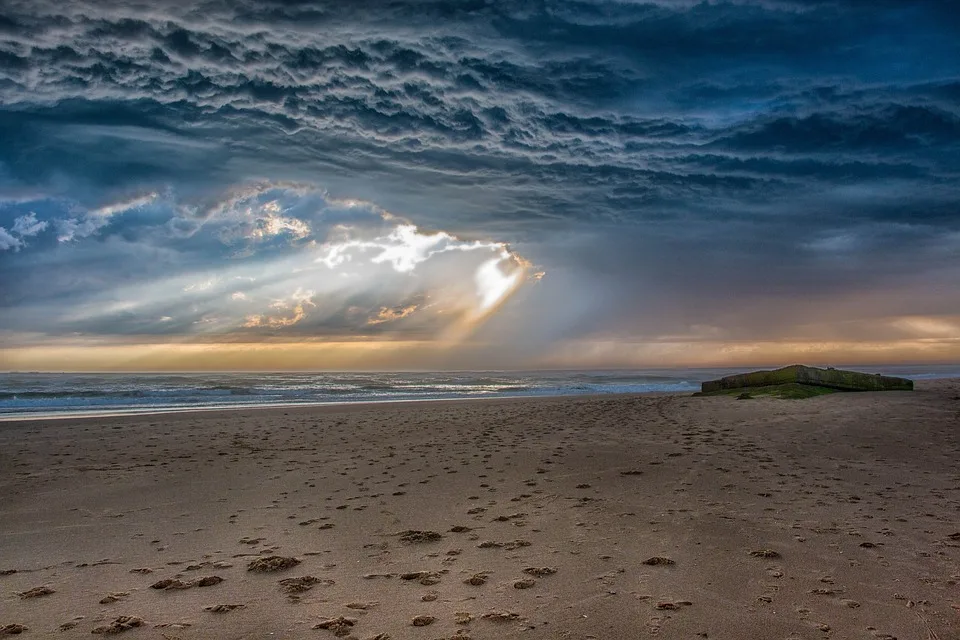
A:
[91, 617, 144, 634]
[642, 556, 675, 566]
[396, 530, 443, 543]
[247, 556, 301, 572]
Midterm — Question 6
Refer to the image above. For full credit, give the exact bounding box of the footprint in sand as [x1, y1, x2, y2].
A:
[150, 576, 223, 590]
[313, 616, 357, 636]
[278, 576, 333, 594]
[402, 570, 444, 586]
[204, 604, 245, 613]
[99, 592, 130, 604]
[0, 625, 28, 635]
[396, 530, 443, 543]
[91, 616, 144, 634]
[481, 611, 521, 622]
[464, 572, 489, 586]
[17, 586, 55, 599]
[247, 556, 300, 572]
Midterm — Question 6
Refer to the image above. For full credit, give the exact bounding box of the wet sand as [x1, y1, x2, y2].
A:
[2, 381, 959, 638]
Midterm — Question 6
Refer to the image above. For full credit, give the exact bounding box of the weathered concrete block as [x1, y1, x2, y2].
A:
[701, 365, 913, 393]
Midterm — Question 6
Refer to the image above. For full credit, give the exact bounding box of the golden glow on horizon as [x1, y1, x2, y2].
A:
[2, 333, 958, 372]
[540, 337, 960, 369]
[0, 340, 436, 372]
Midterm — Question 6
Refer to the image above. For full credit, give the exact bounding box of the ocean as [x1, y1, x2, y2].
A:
[1, 365, 957, 420]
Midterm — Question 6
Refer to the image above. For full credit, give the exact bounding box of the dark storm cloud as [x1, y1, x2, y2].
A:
[0, 0, 958, 354]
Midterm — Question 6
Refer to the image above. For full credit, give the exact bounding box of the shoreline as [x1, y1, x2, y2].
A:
[3, 374, 957, 423]
[0, 389, 697, 423]
[0, 391, 696, 423]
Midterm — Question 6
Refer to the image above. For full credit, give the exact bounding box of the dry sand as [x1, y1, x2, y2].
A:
[1, 380, 959, 639]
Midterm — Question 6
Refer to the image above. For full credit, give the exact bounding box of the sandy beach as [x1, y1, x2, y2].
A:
[1, 382, 959, 639]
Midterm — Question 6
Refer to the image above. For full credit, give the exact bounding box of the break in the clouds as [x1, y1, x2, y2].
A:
[0, 185, 530, 347]
[1, 0, 959, 368]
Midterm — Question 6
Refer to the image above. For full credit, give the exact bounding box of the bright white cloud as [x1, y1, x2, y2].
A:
[55, 217, 96, 243]
[58, 192, 159, 242]
[12, 212, 48, 237]
[3, 183, 539, 343]
[249, 209, 311, 240]
[184, 277, 221, 292]
[317, 223, 510, 274]
[0, 227, 21, 251]
[476, 252, 523, 311]
[313, 217, 531, 333]
[89, 193, 159, 218]
[0, 212, 51, 251]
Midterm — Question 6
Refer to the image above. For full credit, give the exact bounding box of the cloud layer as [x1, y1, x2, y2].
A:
[1, 0, 958, 366]
[0, 185, 531, 347]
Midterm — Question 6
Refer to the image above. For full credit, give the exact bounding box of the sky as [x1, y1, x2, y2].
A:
[1, 0, 959, 371]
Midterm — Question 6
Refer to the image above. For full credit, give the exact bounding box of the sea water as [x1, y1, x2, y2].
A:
[1, 365, 956, 419]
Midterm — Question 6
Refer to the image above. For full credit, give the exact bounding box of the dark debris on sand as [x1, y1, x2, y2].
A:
[247, 556, 301, 572]
[396, 530, 443, 543]
[400, 571, 442, 585]
[204, 604, 245, 613]
[278, 575, 329, 593]
[0, 625, 28, 636]
[150, 576, 223, 590]
[481, 611, 520, 622]
[313, 616, 357, 636]
[91, 616, 144, 634]
[99, 592, 129, 604]
[642, 556, 675, 566]
[150, 579, 190, 590]
[477, 539, 531, 550]
[523, 567, 557, 577]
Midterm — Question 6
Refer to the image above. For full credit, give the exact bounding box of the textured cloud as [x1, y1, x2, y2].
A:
[0, 184, 533, 346]
[0, 0, 958, 366]
[0, 227, 20, 251]
[11, 212, 47, 237]
[0, 212, 51, 250]
[3, 0, 954, 212]
[55, 192, 159, 242]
